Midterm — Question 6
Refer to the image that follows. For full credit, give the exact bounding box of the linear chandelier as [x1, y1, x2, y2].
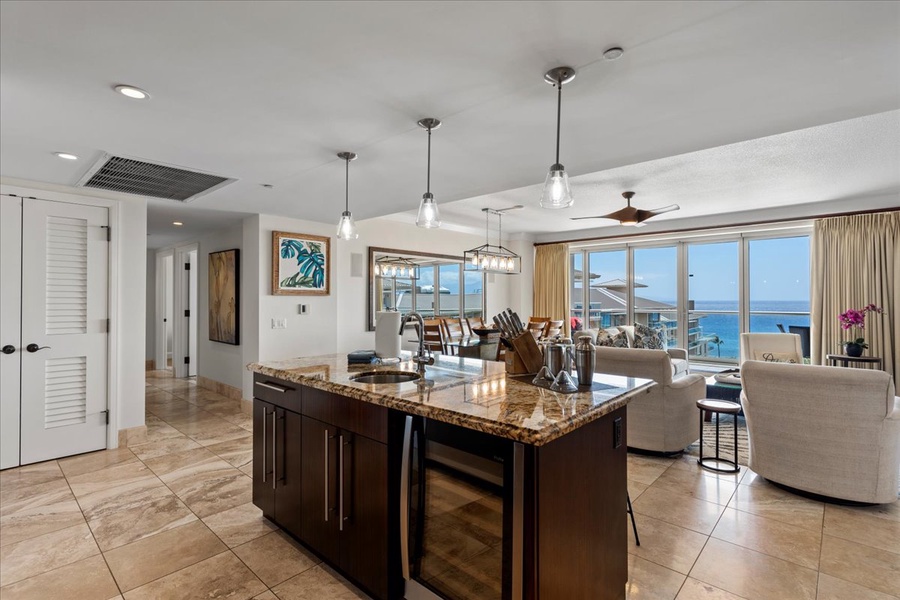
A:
[464, 207, 521, 274]
[374, 256, 420, 280]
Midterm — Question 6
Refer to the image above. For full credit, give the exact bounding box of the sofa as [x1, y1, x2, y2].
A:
[591, 344, 707, 454]
[574, 325, 690, 380]
[741, 361, 900, 504]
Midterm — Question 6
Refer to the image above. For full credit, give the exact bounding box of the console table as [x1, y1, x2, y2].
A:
[825, 354, 883, 370]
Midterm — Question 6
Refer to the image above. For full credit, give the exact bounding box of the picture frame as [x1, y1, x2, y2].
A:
[272, 231, 331, 295]
[208, 248, 240, 345]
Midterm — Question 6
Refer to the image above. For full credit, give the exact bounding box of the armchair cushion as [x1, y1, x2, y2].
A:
[633, 322, 667, 350]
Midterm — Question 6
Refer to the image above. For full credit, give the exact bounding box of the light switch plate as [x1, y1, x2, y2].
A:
[271, 317, 288, 329]
[299, 304, 309, 315]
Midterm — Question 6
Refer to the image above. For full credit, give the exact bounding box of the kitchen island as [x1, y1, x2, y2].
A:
[248, 353, 653, 600]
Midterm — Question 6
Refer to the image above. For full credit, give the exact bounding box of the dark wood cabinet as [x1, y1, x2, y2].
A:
[253, 374, 394, 600]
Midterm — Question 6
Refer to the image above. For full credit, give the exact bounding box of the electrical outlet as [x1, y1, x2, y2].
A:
[271, 317, 288, 329]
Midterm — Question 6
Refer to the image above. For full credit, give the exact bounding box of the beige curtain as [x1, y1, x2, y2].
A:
[533, 243, 570, 335]
[811, 211, 899, 382]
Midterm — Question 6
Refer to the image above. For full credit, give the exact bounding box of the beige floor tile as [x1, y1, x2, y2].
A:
[0, 476, 71, 512]
[690, 538, 817, 600]
[711, 508, 821, 569]
[823, 504, 900, 554]
[627, 455, 674, 486]
[105, 520, 226, 591]
[0, 485, 84, 547]
[162, 461, 252, 519]
[74, 475, 170, 522]
[202, 502, 277, 548]
[625, 553, 685, 600]
[670, 455, 744, 483]
[0, 554, 119, 600]
[140, 415, 183, 443]
[726, 479, 824, 531]
[819, 534, 900, 597]
[675, 577, 745, 599]
[650, 468, 738, 506]
[233, 530, 319, 587]
[0, 522, 99, 586]
[272, 564, 369, 600]
[627, 514, 708, 575]
[628, 479, 650, 501]
[633, 486, 725, 535]
[815, 572, 899, 600]
[206, 436, 253, 468]
[186, 421, 253, 447]
[0, 461, 64, 494]
[128, 436, 202, 461]
[240, 462, 254, 476]
[141, 446, 220, 478]
[87, 493, 197, 551]
[123, 551, 265, 600]
[253, 592, 279, 600]
[66, 461, 157, 499]
[58, 448, 137, 478]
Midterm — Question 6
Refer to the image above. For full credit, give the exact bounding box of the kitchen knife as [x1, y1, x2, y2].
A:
[511, 311, 525, 334]
[492, 315, 508, 337]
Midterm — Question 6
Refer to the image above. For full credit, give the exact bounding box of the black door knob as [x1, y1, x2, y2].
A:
[26, 344, 50, 353]
[1, 345, 15, 355]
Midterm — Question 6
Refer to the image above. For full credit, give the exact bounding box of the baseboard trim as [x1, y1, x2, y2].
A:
[196, 375, 243, 402]
[117, 425, 149, 447]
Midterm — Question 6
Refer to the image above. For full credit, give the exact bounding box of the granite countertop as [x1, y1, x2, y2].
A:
[248, 353, 654, 446]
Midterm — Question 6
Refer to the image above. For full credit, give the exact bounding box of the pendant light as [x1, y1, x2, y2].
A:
[416, 118, 442, 228]
[540, 66, 576, 209]
[335, 151, 359, 240]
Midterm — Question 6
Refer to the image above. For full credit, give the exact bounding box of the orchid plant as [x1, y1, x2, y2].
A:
[839, 303, 883, 349]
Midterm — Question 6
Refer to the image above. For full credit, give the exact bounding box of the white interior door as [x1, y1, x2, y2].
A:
[19, 199, 109, 464]
[0, 197, 23, 469]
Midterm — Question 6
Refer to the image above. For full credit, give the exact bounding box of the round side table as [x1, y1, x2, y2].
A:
[697, 399, 741, 474]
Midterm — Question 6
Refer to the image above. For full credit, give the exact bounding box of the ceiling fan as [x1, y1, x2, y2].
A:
[570, 191, 680, 226]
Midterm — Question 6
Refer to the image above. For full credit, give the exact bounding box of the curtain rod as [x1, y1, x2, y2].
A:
[533, 206, 899, 247]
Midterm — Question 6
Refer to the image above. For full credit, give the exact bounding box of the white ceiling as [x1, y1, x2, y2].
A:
[1, 1, 899, 240]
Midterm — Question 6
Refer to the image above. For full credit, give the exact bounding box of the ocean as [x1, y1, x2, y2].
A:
[688, 300, 810, 360]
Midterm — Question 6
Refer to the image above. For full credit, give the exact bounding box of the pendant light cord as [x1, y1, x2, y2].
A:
[344, 157, 350, 212]
[555, 77, 562, 165]
[426, 126, 432, 195]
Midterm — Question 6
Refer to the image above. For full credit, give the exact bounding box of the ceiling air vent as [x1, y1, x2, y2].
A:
[77, 153, 235, 202]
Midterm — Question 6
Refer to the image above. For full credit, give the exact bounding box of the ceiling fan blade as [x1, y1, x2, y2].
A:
[570, 214, 618, 221]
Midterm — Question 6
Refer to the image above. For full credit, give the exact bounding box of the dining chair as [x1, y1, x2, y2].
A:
[422, 319, 446, 354]
[465, 316, 485, 333]
[527, 317, 550, 340]
[788, 325, 811, 358]
[545, 320, 565, 339]
[441, 318, 464, 355]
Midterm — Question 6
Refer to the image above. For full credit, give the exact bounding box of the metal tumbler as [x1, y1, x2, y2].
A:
[574, 337, 596, 386]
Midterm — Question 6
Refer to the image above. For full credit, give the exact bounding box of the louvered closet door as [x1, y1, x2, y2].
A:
[20, 199, 109, 464]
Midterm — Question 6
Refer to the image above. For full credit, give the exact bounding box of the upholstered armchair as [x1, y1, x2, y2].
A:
[739, 333, 803, 366]
[594, 346, 706, 453]
[741, 361, 900, 504]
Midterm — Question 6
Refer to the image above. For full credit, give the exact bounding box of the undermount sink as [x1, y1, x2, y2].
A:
[351, 371, 421, 384]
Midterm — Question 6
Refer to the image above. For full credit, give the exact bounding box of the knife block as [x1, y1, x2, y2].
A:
[507, 332, 543, 374]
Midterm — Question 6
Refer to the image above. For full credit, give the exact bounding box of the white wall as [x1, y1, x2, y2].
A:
[334, 217, 517, 352]
[0, 179, 147, 433]
[145, 253, 155, 362]
[197, 226, 244, 389]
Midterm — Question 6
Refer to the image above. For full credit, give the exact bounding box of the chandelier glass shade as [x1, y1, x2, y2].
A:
[373, 256, 420, 280]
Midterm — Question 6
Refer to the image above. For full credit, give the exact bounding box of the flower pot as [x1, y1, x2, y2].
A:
[844, 343, 864, 358]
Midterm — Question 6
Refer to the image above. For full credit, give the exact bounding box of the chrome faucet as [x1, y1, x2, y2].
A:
[398, 312, 434, 375]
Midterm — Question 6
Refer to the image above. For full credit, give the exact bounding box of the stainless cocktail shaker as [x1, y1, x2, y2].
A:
[574, 337, 595, 386]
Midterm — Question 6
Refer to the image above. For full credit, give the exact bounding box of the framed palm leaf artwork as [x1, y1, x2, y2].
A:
[209, 249, 240, 345]
[272, 231, 330, 295]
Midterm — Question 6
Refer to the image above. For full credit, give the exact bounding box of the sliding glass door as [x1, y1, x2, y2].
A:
[633, 246, 678, 347]
[688, 241, 740, 361]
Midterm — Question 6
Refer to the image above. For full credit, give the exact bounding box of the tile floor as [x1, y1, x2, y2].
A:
[0, 370, 897, 599]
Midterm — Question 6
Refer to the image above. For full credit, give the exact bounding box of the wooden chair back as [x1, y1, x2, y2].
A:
[545, 320, 565, 339]
[441, 318, 464, 355]
[466, 316, 486, 332]
[527, 317, 550, 340]
[422, 319, 446, 354]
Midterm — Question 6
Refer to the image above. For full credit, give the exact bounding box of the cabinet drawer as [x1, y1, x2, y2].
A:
[253, 374, 301, 413]
[303, 386, 387, 444]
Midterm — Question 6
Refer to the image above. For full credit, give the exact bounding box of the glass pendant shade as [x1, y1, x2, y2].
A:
[540, 164, 574, 209]
[336, 210, 358, 240]
[416, 193, 441, 228]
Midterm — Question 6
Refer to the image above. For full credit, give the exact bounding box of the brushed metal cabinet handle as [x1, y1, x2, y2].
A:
[339, 434, 345, 532]
[324, 428, 330, 522]
[400, 415, 413, 581]
[271, 410, 277, 490]
[256, 381, 289, 393]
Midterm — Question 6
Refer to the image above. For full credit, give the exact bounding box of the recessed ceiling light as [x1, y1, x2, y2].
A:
[172, 221, 184, 227]
[114, 85, 150, 100]
[54, 152, 79, 160]
[603, 47, 624, 60]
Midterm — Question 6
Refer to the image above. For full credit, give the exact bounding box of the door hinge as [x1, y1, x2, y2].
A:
[184, 356, 190, 365]
[184, 263, 191, 271]
[184, 309, 190, 317]
[101, 225, 111, 241]
[101, 410, 109, 425]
